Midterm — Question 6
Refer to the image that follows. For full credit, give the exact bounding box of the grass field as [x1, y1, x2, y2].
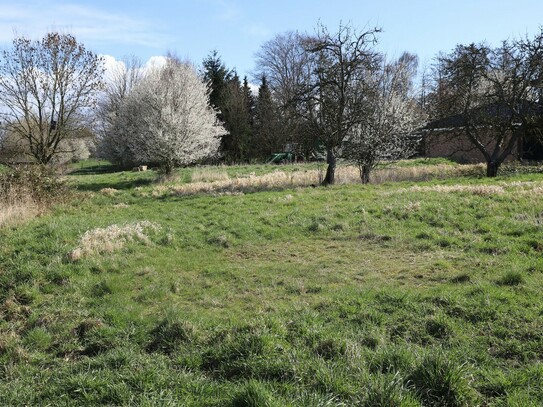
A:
[1, 160, 542, 406]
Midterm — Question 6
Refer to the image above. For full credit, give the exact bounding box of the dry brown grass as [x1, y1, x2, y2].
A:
[0, 165, 67, 228]
[369, 163, 485, 184]
[391, 179, 543, 196]
[100, 188, 119, 196]
[68, 221, 161, 261]
[150, 164, 485, 197]
[191, 167, 230, 183]
[407, 184, 506, 196]
[0, 200, 40, 228]
[0, 181, 42, 228]
[153, 170, 320, 197]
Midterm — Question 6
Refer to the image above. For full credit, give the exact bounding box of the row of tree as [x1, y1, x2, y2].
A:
[95, 23, 423, 182]
[2, 24, 543, 181]
[199, 24, 423, 184]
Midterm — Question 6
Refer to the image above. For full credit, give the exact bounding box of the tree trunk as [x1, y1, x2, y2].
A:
[322, 148, 336, 186]
[486, 161, 500, 177]
[163, 160, 174, 175]
[360, 164, 371, 184]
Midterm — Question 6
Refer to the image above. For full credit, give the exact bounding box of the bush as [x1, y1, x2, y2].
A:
[0, 165, 67, 227]
[0, 164, 66, 204]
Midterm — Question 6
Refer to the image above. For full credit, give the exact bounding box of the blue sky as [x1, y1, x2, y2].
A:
[1, 0, 543, 79]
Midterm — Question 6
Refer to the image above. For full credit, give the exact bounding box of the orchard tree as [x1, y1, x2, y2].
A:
[302, 23, 381, 185]
[118, 58, 224, 173]
[344, 53, 423, 183]
[0, 32, 104, 165]
[96, 56, 144, 166]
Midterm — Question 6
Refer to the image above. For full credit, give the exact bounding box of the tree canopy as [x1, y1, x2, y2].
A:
[0, 32, 104, 165]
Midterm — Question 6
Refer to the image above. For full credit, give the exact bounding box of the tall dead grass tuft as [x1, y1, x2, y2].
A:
[402, 184, 506, 196]
[158, 170, 321, 196]
[68, 221, 161, 261]
[392, 179, 543, 196]
[0, 200, 39, 228]
[369, 164, 484, 184]
[191, 167, 230, 183]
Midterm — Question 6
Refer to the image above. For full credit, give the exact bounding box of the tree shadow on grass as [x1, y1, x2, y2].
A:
[68, 164, 124, 175]
[73, 178, 156, 192]
[68, 164, 157, 192]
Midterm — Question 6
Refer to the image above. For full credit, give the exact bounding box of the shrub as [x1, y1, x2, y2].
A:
[0, 164, 66, 204]
[0, 165, 67, 227]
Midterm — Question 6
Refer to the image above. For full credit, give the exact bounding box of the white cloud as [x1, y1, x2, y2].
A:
[248, 82, 259, 96]
[100, 54, 127, 83]
[100, 54, 169, 85]
[0, 2, 172, 49]
[144, 56, 168, 70]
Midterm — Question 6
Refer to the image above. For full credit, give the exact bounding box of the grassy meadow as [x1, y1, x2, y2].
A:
[1, 159, 542, 406]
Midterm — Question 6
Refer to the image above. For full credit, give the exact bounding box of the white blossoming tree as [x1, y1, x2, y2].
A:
[118, 58, 224, 173]
[96, 56, 145, 167]
[344, 53, 423, 183]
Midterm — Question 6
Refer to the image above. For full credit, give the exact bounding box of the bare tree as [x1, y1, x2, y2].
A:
[344, 53, 423, 183]
[301, 23, 381, 185]
[255, 31, 312, 109]
[430, 30, 543, 176]
[118, 58, 224, 173]
[0, 32, 104, 165]
[254, 31, 321, 160]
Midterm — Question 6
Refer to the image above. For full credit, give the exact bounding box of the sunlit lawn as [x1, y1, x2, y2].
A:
[0, 162, 542, 405]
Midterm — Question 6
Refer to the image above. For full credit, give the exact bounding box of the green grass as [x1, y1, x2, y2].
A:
[1, 161, 543, 405]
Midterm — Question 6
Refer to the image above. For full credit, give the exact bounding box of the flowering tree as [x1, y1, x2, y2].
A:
[302, 23, 381, 185]
[344, 53, 423, 183]
[118, 58, 224, 173]
[96, 56, 144, 166]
